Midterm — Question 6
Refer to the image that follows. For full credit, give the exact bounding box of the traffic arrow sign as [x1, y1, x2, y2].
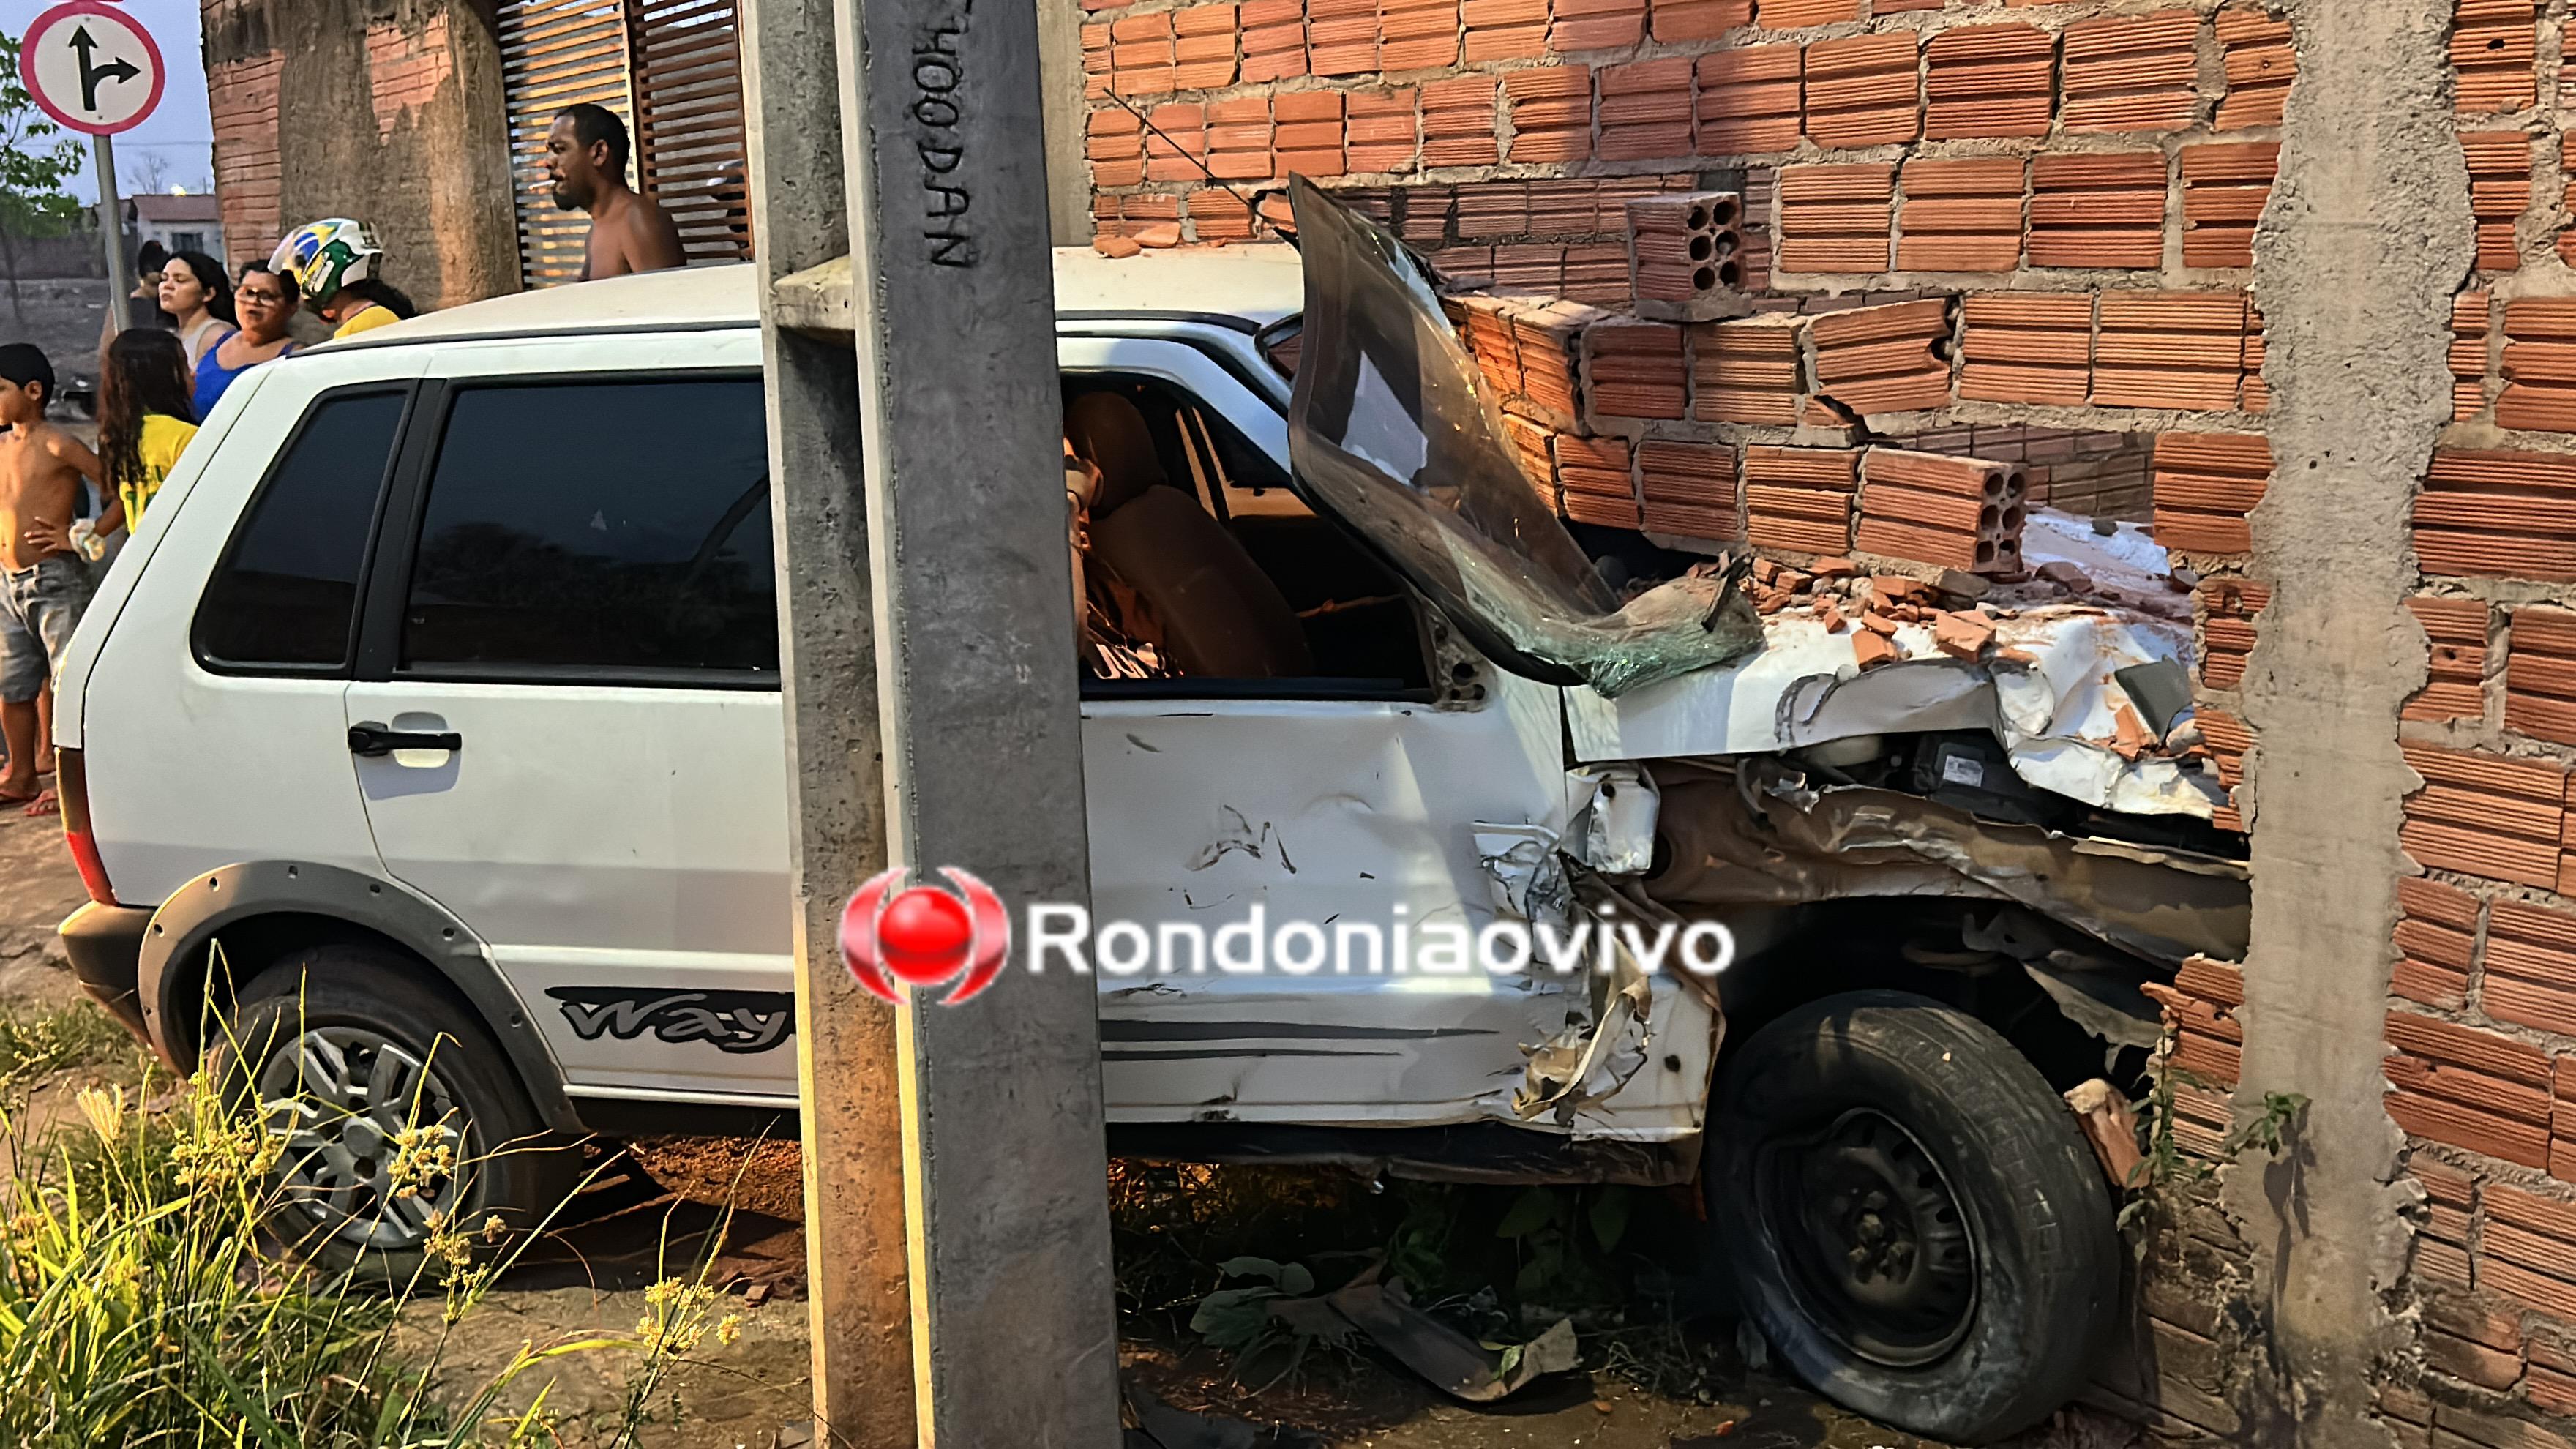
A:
[20, 1, 165, 137]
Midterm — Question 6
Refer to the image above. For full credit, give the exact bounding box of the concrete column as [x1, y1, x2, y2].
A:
[736, 0, 918, 1443]
[746, 0, 1121, 1437]
[2235, 0, 2471, 1437]
[1037, 0, 1093, 244]
[829, 0, 1122, 1431]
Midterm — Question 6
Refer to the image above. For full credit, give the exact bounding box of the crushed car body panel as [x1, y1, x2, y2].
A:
[1565, 598, 2225, 818]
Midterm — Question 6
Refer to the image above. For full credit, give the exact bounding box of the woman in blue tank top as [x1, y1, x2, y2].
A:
[193, 262, 300, 418]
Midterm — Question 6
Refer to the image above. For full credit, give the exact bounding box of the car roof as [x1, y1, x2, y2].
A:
[339, 244, 1306, 348]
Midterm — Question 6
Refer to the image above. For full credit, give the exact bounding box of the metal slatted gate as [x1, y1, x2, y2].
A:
[627, 0, 753, 264]
[497, 0, 752, 288]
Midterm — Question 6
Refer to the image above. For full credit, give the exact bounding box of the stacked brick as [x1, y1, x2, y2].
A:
[2152, 432, 2272, 558]
[1855, 447, 2026, 574]
[1745, 446, 1859, 553]
[1625, 192, 1742, 313]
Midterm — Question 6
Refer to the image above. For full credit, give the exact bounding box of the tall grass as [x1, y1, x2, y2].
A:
[0, 1003, 741, 1448]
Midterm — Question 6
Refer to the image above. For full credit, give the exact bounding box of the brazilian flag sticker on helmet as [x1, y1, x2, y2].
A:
[271, 220, 383, 314]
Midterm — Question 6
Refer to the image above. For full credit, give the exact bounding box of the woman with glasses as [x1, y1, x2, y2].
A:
[192, 263, 300, 419]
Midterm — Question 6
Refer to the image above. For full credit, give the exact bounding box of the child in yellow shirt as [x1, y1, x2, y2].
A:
[28, 330, 199, 564]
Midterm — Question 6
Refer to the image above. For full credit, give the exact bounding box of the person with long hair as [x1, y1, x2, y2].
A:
[157, 250, 236, 371]
[194, 262, 299, 417]
[24, 331, 195, 561]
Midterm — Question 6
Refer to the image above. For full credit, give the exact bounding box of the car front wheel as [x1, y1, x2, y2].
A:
[1706, 989, 2120, 1445]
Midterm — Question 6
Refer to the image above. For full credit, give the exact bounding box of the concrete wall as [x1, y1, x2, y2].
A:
[1067, 0, 2576, 1442]
[203, 0, 518, 308]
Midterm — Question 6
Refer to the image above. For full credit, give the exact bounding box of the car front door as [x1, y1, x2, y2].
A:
[1061, 334, 1588, 1128]
[342, 335, 797, 1107]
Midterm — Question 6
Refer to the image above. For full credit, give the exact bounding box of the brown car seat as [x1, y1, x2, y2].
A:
[1066, 392, 1316, 679]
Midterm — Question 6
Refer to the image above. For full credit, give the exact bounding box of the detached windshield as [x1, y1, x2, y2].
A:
[1284, 178, 1761, 698]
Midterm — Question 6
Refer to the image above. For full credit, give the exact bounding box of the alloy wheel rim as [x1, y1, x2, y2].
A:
[253, 1025, 469, 1251]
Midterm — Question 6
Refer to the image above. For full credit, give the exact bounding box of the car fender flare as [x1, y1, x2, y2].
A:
[136, 859, 579, 1131]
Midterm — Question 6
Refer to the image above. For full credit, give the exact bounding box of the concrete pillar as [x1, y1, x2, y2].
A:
[742, 0, 1121, 1437]
[2235, 0, 2471, 1437]
[826, 0, 1123, 1433]
[735, 0, 916, 1442]
[1038, 0, 1093, 244]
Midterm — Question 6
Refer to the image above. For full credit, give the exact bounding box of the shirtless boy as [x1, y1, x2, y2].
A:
[0, 344, 101, 812]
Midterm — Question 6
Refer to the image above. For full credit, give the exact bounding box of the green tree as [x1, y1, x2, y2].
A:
[0, 34, 90, 324]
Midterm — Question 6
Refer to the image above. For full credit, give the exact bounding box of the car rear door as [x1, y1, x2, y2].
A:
[341, 332, 796, 1107]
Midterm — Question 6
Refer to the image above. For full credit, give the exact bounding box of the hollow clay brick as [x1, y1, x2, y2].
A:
[2181, 143, 2277, 269]
[1958, 293, 2092, 405]
[1777, 162, 1894, 274]
[1744, 445, 1859, 552]
[1898, 157, 2023, 272]
[2214, 7, 2292, 127]
[2399, 741, 2569, 888]
[1757, 0, 1858, 28]
[1809, 297, 1956, 414]
[2093, 291, 2250, 411]
[1582, 318, 1689, 420]
[1697, 44, 1802, 154]
[2455, 0, 2538, 114]
[1924, 24, 2054, 139]
[1504, 66, 1592, 162]
[2510, 604, 2576, 743]
[2498, 298, 2576, 430]
[1598, 56, 1695, 161]
[1639, 439, 1740, 540]
[1652, 0, 1751, 42]
[1802, 32, 1921, 149]
[1549, 0, 1645, 50]
[2416, 447, 2576, 582]
[2028, 152, 2166, 270]
[1692, 313, 1808, 423]
[1345, 89, 1420, 173]
[2152, 431, 2270, 555]
[2059, 10, 2202, 133]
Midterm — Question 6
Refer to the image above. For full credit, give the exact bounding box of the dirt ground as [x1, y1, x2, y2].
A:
[0, 808, 2126, 1448]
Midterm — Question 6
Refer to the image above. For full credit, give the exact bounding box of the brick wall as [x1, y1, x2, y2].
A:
[202, 0, 518, 306]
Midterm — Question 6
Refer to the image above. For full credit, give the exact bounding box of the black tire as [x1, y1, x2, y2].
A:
[1705, 990, 2117, 1444]
[205, 943, 575, 1285]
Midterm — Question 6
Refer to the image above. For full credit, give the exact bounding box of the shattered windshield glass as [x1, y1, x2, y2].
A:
[1285, 177, 1763, 698]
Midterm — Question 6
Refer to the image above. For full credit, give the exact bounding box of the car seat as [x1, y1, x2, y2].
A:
[1065, 392, 1316, 679]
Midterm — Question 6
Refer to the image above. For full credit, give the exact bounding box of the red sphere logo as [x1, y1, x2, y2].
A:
[840, 866, 1011, 1006]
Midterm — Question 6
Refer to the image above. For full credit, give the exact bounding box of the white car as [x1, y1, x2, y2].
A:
[50, 229, 2234, 1442]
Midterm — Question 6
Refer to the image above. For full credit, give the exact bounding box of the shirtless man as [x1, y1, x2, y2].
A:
[545, 103, 687, 282]
[0, 344, 100, 812]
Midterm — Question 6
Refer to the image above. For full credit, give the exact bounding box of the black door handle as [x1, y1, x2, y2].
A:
[348, 722, 463, 757]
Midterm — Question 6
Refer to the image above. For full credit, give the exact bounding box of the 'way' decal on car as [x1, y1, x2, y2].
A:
[545, 986, 795, 1054]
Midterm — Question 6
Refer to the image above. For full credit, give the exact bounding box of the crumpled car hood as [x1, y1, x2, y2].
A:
[1285, 178, 1763, 698]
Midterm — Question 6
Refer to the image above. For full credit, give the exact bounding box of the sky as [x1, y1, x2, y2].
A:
[4, 0, 213, 203]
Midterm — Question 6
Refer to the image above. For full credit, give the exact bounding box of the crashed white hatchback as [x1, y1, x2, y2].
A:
[53, 187, 2242, 1444]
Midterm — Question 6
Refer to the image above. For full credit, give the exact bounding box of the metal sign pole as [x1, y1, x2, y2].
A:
[93, 132, 131, 337]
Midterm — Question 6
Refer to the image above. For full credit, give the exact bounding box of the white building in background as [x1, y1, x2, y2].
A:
[125, 193, 225, 261]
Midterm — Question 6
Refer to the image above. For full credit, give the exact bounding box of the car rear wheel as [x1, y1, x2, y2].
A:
[206, 943, 573, 1284]
[1705, 989, 2119, 1444]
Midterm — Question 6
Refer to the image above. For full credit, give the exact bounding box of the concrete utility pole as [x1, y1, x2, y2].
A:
[739, 0, 1121, 1441]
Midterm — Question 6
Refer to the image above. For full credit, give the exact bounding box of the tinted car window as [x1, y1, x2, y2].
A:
[400, 379, 776, 678]
[193, 389, 408, 671]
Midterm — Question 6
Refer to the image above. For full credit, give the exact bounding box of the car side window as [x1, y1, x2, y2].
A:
[397, 378, 777, 681]
[193, 389, 410, 673]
